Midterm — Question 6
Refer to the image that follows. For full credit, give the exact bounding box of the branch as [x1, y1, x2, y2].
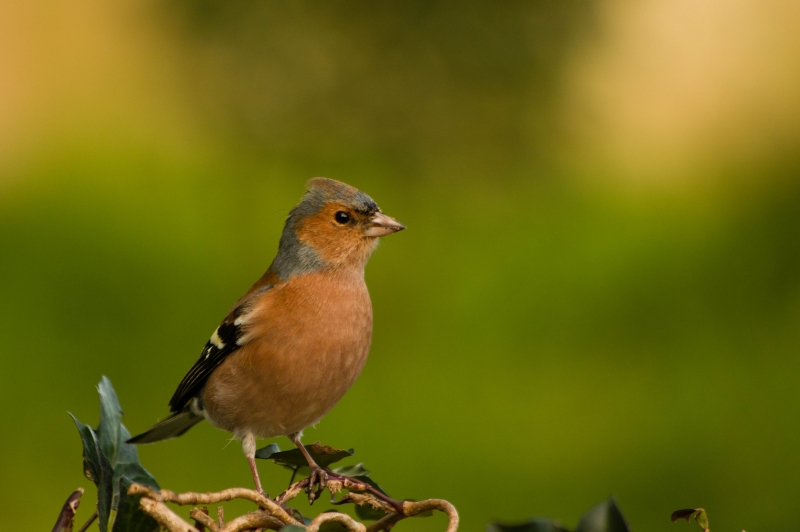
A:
[130, 482, 458, 532]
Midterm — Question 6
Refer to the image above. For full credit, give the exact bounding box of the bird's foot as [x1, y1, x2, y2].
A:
[306, 464, 328, 504]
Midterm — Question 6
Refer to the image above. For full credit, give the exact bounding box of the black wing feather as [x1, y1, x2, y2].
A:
[168, 287, 265, 411]
[169, 284, 274, 411]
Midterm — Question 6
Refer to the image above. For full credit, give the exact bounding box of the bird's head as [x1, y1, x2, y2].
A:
[271, 178, 405, 278]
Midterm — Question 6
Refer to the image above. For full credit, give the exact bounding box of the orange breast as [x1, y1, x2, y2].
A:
[202, 270, 373, 439]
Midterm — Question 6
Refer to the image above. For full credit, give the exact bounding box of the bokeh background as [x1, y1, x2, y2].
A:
[2, 1, 800, 531]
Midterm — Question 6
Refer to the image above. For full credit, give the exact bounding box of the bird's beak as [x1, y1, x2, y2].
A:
[364, 212, 406, 237]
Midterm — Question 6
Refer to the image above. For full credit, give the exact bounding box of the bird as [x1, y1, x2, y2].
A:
[128, 177, 405, 496]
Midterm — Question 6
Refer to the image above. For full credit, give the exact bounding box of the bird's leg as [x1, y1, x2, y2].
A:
[289, 432, 327, 502]
[242, 433, 266, 495]
[248, 456, 265, 495]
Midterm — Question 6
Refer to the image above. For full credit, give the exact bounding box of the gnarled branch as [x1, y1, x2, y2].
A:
[130, 482, 458, 532]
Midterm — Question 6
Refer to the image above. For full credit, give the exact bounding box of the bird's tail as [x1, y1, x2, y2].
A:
[127, 410, 205, 444]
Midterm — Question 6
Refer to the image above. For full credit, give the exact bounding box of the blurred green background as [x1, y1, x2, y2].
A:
[2, 1, 800, 531]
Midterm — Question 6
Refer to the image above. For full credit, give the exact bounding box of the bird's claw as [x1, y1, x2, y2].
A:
[306, 465, 328, 504]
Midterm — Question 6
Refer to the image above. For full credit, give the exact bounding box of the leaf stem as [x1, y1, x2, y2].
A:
[76, 511, 98, 532]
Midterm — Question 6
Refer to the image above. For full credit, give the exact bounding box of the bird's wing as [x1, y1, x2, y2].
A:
[168, 285, 273, 412]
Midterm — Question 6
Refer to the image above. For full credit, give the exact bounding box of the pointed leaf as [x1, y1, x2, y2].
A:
[671, 509, 709, 532]
[487, 519, 570, 532]
[111, 477, 160, 532]
[331, 463, 370, 477]
[71, 412, 113, 532]
[255, 443, 281, 460]
[671, 509, 697, 523]
[348, 473, 390, 520]
[73, 378, 159, 532]
[695, 510, 709, 531]
[97, 376, 125, 466]
[257, 442, 354, 469]
[355, 503, 388, 521]
[575, 498, 630, 532]
[95, 377, 160, 508]
[70, 414, 102, 484]
[97, 449, 115, 532]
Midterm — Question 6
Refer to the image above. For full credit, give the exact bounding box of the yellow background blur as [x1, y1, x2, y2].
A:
[2, 2, 800, 531]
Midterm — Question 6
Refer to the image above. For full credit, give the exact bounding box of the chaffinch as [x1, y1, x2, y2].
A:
[128, 178, 405, 494]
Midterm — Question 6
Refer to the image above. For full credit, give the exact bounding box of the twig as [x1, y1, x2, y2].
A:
[52, 488, 84, 532]
[219, 511, 284, 532]
[307, 512, 366, 532]
[404, 499, 459, 532]
[333, 492, 395, 515]
[277, 474, 404, 514]
[217, 506, 225, 528]
[190, 508, 217, 532]
[365, 512, 404, 532]
[76, 512, 98, 532]
[274, 481, 305, 506]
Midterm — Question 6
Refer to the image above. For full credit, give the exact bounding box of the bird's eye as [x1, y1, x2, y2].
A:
[334, 211, 350, 224]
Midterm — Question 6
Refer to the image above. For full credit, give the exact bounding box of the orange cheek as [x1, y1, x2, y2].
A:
[296, 212, 358, 264]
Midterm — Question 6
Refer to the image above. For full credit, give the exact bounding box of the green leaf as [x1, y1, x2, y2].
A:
[111, 477, 160, 532]
[348, 473, 390, 520]
[97, 449, 115, 532]
[254, 443, 281, 460]
[671, 508, 709, 532]
[70, 413, 102, 485]
[331, 463, 369, 477]
[97, 376, 125, 466]
[318, 519, 351, 532]
[256, 442, 354, 470]
[487, 519, 570, 532]
[96, 377, 160, 508]
[330, 470, 390, 521]
[354, 502, 387, 521]
[72, 377, 160, 532]
[70, 414, 114, 532]
[70, 413, 114, 532]
[574, 498, 630, 532]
